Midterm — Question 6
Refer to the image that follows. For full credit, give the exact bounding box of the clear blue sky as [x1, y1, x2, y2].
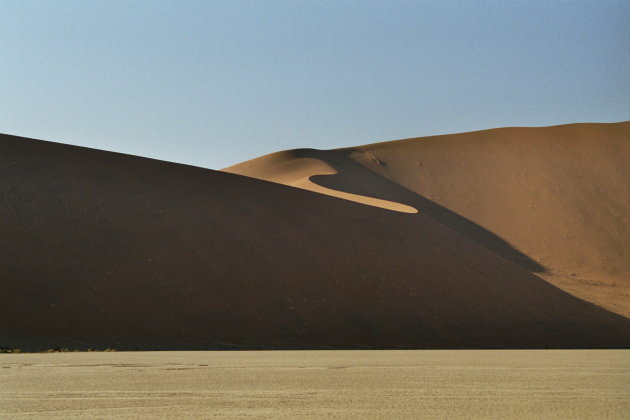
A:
[2, 0, 629, 169]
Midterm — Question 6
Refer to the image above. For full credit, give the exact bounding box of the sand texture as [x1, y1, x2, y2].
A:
[1, 125, 630, 351]
[226, 122, 630, 317]
[1, 350, 629, 419]
[226, 152, 417, 213]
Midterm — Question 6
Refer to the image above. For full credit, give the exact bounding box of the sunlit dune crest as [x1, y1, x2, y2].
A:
[225, 153, 417, 213]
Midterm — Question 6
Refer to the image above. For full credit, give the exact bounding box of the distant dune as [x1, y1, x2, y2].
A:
[226, 122, 630, 318]
[226, 151, 418, 213]
[1, 127, 629, 351]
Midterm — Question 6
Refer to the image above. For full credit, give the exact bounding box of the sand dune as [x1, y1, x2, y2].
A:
[225, 151, 417, 213]
[1, 132, 629, 351]
[226, 122, 630, 317]
[345, 122, 630, 316]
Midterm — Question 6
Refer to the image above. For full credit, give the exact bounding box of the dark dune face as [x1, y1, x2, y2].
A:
[1, 133, 629, 351]
[226, 122, 630, 318]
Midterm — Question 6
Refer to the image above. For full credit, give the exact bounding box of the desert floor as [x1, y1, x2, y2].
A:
[1, 350, 628, 419]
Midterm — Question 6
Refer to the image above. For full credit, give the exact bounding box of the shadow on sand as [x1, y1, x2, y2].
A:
[291, 148, 545, 274]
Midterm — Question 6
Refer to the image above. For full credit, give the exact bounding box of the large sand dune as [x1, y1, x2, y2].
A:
[1, 132, 629, 350]
[226, 122, 630, 317]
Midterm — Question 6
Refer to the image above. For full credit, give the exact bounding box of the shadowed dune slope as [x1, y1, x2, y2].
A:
[1, 133, 630, 351]
[225, 150, 417, 213]
[342, 122, 630, 317]
[226, 122, 630, 317]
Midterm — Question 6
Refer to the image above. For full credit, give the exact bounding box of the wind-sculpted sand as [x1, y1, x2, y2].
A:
[225, 153, 417, 213]
[1, 129, 630, 351]
[1, 350, 629, 419]
[344, 122, 630, 316]
[227, 122, 630, 317]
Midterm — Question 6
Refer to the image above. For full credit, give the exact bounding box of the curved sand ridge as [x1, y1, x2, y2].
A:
[2, 132, 630, 351]
[224, 122, 630, 318]
[224, 150, 417, 213]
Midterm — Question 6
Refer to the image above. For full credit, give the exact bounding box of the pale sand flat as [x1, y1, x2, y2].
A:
[1, 350, 629, 419]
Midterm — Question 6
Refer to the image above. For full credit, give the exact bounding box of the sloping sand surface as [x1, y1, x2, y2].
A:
[2, 133, 630, 350]
[225, 151, 417, 213]
[227, 122, 629, 317]
[343, 122, 630, 316]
